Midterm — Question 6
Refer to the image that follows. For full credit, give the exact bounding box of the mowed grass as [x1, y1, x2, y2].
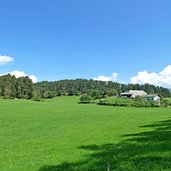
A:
[0, 96, 171, 171]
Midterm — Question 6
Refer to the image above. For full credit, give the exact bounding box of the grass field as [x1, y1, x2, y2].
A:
[0, 96, 171, 171]
[166, 98, 171, 103]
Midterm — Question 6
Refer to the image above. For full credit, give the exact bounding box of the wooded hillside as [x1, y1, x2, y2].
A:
[34, 79, 171, 99]
[0, 75, 170, 100]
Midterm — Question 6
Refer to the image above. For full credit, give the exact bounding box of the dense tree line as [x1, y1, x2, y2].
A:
[0, 74, 33, 99]
[0, 75, 170, 100]
[34, 79, 171, 99]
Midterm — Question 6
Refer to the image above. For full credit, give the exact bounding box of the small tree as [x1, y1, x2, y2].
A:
[107, 89, 118, 97]
[80, 93, 92, 103]
[32, 90, 42, 102]
[91, 89, 100, 99]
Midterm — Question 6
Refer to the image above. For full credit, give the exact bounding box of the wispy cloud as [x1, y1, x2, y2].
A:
[0, 55, 13, 65]
[130, 65, 171, 88]
[0, 70, 38, 83]
[93, 72, 118, 82]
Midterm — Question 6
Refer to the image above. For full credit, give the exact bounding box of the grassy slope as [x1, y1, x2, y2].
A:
[165, 97, 171, 103]
[0, 96, 170, 171]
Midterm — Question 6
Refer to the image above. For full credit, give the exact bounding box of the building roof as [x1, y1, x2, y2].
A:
[146, 94, 161, 97]
[120, 92, 132, 95]
[129, 90, 147, 97]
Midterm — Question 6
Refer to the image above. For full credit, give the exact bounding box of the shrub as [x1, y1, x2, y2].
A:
[161, 99, 171, 107]
[98, 98, 132, 107]
[98, 97, 161, 107]
[80, 93, 92, 103]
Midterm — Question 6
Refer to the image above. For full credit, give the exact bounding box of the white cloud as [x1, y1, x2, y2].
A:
[29, 75, 38, 83]
[0, 70, 38, 83]
[0, 55, 13, 65]
[9, 71, 27, 78]
[93, 72, 118, 82]
[130, 65, 171, 88]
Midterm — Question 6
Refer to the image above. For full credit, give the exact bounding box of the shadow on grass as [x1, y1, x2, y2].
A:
[77, 102, 91, 104]
[39, 119, 171, 171]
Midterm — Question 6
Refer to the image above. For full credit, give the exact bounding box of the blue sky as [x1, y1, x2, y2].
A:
[0, 0, 171, 87]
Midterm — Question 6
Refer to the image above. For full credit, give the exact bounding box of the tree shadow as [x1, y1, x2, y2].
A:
[39, 119, 171, 171]
[77, 102, 91, 104]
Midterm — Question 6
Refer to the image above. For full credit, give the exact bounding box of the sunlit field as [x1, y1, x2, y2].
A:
[0, 96, 171, 171]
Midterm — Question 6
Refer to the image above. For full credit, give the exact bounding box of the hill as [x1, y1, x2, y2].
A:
[0, 74, 171, 100]
[34, 79, 171, 98]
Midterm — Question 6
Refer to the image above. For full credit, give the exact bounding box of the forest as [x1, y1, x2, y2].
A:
[0, 74, 171, 100]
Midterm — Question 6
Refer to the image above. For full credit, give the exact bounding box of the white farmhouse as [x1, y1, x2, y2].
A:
[146, 94, 161, 102]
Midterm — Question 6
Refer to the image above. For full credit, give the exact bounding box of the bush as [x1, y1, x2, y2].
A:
[98, 97, 160, 107]
[80, 93, 92, 103]
[98, 98, 132, 107]
[161, 99, 171, 107]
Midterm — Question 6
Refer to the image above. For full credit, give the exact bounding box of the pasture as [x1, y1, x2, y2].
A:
[0, 96, 171, 171]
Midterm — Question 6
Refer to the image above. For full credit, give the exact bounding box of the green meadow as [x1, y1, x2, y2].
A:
[0, 96, 171, 171]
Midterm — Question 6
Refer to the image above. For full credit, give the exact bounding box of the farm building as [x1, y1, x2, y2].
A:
[120, 90, 147, 98]
[120, 90, 161, 102]
[146, 94, 161, 102]
[120, 91, 132, 98]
